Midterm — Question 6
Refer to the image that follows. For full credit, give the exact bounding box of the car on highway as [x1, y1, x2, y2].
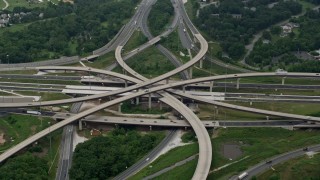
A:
[275, 69, 287, 75]
[266, 160, 272, 164]
[238, 172, 248, 179]
[303, 147, 309, 151]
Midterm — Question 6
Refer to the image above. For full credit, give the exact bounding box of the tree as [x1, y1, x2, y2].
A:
[262, 31, 272, 40]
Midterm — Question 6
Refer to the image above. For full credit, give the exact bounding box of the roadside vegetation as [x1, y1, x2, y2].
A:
[197, 100, 320, 121]
[121, 101, 169, 114]
[196, 0, 302, 60]
[0, 78, 82, 85]
[161, 29, 190, 63]
[154, 158, 198, 180]
[0, 0, 138, 63]
[209, 128, 320, 179]
[17, 91, 71, 101]
[248, 9, 320, 71]
[130, 143, 198, 179]
[258, 153, 320, 179]
[0, 114, 53, 152]
[0, 153, 48, 179]
[69, 128, 165, 179]
[0, 113, 61, 178]
[148, 0, 174, 36]
[122, 46, 176, 78]
[124, 30, 148, 53]
[83, 51, 116, 69]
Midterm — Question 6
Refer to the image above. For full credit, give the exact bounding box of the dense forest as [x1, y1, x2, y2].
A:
[148, 0, 174, 36]
[69, 128, 164, 180]
[0, 153, 48, 179]
[0, 0, 138, 63]
[247, 9, 320, 71]
[196, 0, 302, 59]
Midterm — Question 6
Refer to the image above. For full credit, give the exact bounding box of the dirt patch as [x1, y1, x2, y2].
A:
[33, 147, 48, 158]
[31, 125, 37, 134]
[0, 133, 6, 145]
[221, 142, 243, 160]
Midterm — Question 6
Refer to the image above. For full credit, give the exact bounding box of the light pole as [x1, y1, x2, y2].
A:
[48, 121, 52, 165]
[224, 64, 228, 121]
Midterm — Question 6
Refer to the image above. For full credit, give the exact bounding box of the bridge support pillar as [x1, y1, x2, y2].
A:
[149, 125, 152, 131]
[148, 93, 152, 109]
[183, 86, 186, 93]
[210, 81, 214, 92]
[266, 116, 269, 120]
[79, 120, 82, 131]
[199, 58, 203, 68]
[159, 101, 162, 110]
[185, 127, 187, 131]
[124, 80, 128, 88]
[166, 79, 169, 84]
[236, 78, 241, 89]
[282, 77, 286, 85]
[189, 67, 193, 79]
[136, 97, 139, 105]
[118, 103, 122, 113]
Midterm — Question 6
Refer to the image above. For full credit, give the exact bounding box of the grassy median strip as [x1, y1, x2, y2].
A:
[130, 143, 198, 180]
[154, 158, 198, 180]
[0, 78, 82, 85]
[209, 127, 320, 179]
[258, 153, 320, 179]
[18, 91, 71, 101]
[0, 114, 53, 153]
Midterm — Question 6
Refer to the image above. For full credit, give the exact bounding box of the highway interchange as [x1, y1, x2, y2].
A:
[0, 0, 320, 179]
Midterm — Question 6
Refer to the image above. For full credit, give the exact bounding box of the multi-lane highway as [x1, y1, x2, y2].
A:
[232, 144, 320, 180]
[56, 102, 82, 180]
[1, 0, 320, 179]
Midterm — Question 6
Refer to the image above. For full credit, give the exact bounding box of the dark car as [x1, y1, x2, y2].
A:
[266, 160, 272, 164]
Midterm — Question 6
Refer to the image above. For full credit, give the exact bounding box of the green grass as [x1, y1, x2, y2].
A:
[0, 0, 5, 9]
[298, 0, 316, 13]
[18, 91, 71, 101]
[0, 69, 37, 74]
[208, 128, 320, 179]
[0, 78, 82, 85]
[0, 23, 31, 36]
[124, 30, 148, 53]
[130, 143, 198, 180]
[154, 158, 198, 180]
[121, 46, 176, 78]
[0, 91, 13, 96]
[83, 51, 116, 69]
[185, 0, 197, 22]
[198, 100, 320, 121]
[161, 29, 190, 63]
[121, 101, 170, 114]
[198, 103, 267, 121]
[258, 153, 320, 180]
[6, 0, 49, 11]
[208, 42, 223, 57]
[0, 114, 53, 153]
[240, 76, 320, 85]
[230, 101, 320, 117]
[211, 87, 320, 96]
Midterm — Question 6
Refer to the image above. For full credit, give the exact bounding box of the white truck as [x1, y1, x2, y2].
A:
[275, 69, 287, 75]
[81, 76, 94, 79]
[26, 110, 41, 115]
[238, 172, 248, 179]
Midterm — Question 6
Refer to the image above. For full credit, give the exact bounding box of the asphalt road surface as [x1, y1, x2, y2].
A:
[231, 144, 320, 180]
